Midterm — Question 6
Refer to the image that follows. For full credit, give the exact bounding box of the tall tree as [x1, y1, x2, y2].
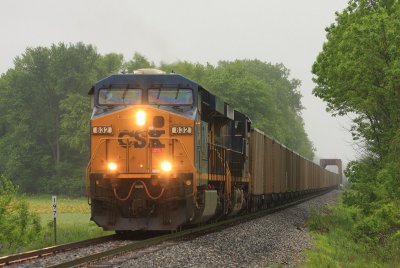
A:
[161, 60, 314, 159]
[0, 43, 123, 193]
[312, 0, 400, 159]
[312, 0, 400, 248]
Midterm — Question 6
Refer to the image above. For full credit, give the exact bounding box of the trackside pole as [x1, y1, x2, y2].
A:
[52, 196, 57, 245]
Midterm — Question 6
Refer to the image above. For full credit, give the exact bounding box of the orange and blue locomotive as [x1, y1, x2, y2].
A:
[87, 69, 340, 232]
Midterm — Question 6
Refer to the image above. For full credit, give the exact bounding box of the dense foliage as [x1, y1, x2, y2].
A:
[311, 0, 400, 264]
[305, 199, 400, 267]
[0, 175, 41, 252]
[0, 43, 314, 194]
[160, 60, 314, 158]
[0, 43, 123, 194]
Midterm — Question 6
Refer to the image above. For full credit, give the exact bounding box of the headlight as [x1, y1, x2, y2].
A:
[136, 110, 146, 126]
[161, 161, 172, 172]
[108, 162, 118, 171]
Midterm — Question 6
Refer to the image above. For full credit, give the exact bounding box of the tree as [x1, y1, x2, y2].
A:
[312, 0, 400, 250]
[123, 52, 154, 73]
[60, 93, 91, 154]
[0, 43, 123, 194]
[161, 60, 315, 159]
[312, 0, 400, 159]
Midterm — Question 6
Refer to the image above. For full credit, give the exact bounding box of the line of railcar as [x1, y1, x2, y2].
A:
[87, 69, 340, 232]
[249, 128, 340, 209]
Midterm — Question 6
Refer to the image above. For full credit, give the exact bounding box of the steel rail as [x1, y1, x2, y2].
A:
[0, 234, 118, 266]
[49, 188, 336, 268]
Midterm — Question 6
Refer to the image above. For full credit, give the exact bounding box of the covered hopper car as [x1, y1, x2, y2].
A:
[86, 69, 340, 231]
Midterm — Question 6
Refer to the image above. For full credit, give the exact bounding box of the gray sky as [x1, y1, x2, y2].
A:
[0, 0, 355, 165]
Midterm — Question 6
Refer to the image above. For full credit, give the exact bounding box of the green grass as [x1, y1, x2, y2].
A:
[0, 195, 111, 256]
[303, 232, 383, 268]
[302, 197, 400, 268]
[40, 213, 112, 245]
[26, 195, 91, 214]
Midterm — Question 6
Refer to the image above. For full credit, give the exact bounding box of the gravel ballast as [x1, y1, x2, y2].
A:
[6, 190, 339, 267]
[113, 190, 340, 268]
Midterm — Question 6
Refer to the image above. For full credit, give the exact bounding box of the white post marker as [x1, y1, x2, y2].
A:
[52, 196, 57, 218]
[52, 196, 57, 245]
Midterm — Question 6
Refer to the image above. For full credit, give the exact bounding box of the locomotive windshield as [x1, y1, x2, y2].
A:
[98, 88, 142, 105]
[148, 88, 193, 105]
[94, 87, 196, 118]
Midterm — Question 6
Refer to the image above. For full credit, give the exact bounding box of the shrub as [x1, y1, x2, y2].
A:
[0, 175, 42, 253]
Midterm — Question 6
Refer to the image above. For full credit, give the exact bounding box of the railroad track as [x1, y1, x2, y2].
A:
[0, 234, 118, 266]
[1, 188, 334, 268]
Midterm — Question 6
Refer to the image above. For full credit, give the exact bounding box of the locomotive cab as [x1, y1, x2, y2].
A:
[88, 70, 202, 231]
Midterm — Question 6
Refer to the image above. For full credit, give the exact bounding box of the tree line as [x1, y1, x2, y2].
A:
[312, 0, 400, 264]
[0, 43, 314, 195]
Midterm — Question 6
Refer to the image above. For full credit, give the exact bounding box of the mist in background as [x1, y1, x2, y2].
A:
[0, 0, 353, 166]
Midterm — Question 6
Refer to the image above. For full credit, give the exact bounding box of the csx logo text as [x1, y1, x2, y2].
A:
[118, 130, 165, 148]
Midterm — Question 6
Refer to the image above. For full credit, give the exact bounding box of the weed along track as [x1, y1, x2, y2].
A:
[2, 190, 336, 268]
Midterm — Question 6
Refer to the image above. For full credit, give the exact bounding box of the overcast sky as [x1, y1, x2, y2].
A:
[0, 0, 354, 166]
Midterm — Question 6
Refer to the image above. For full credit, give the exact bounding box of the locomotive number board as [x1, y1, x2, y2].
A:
[92, 126, 113, 134]
[171, 126, 192, 135]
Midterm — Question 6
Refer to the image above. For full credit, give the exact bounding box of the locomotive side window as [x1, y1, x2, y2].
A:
[148, 88, 193, 105]
[98, 88, 142, 105]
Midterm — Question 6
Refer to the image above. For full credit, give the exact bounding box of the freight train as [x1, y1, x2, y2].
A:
[86, 69, 340, 232]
